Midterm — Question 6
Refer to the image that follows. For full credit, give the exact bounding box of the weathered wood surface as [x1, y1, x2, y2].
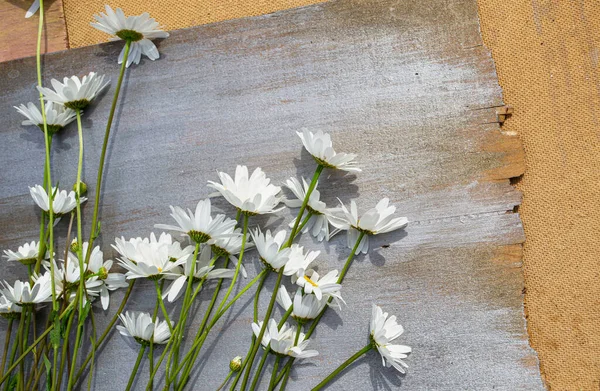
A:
[0, 0, 543, 389]
[0, 0, 68, 62]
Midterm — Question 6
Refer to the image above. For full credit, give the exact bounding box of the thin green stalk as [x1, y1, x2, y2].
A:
[0, 319, 13, 379]
[154, 281, 173, 333]
[125, 345, 146, 391]
[73, 280, 135, 384]
[148, 280, 162, 390]
[216, 370, 233, 391]
[17, 310, 27, 391]
[56, 308, 76, 391]
[86, 310, 97, 391]
[293, 212, 313, 240]
[286, 165, 323, 246]
[268, 356, 281, 391]
[311, 345, 372, 391]
[84, 40, 131, 261]
[249, 351, 269, 391]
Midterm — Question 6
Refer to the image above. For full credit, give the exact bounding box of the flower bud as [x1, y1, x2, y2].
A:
[70, 239, 80, 253]
[230, 356, 242, 372]
[73, 181, 87, 195]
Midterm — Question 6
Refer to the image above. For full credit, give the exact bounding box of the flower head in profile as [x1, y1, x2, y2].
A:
[1, 274, 52, 306]
[162, 246, 234, 302]
[328, 198, 408, 254]
[91, 5, 169, 68]
[3, 241, 46, 266]
[29, 185, 87, 217]
[155, 199, 237, 244]
[208, 165, 283, 215]
[370, 305, 411, 373]
[295, 268, 342, 302]
[117, 311, 171, 345]
[252, 319, 318, 359]
[283, 244, 319, 279]
[79, 243, 128, 309]
[250, 228, 291, 272]
[14, 102, 76, 136]
[37, 72, 109, 110]
[277, 286, 328, 323]
[25, 0, 39, 18]
[297, 129, 360, 172]
[211, 227, 253, 258]
[284, 177, 329, 241]
[0, 294, 22, 319]
[117, 241, 187, 280]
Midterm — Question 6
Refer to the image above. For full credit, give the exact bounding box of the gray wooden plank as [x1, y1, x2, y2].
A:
[0, 0, 542, 389]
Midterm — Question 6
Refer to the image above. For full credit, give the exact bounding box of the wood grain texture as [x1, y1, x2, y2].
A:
[0, 0, 68, 62]
[0, 0, 543, 389]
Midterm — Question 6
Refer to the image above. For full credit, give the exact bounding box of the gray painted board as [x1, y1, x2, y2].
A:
[0, 0, 543, 389]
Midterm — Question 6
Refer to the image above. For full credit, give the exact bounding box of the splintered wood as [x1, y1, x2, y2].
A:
[0, 0, 543, 389]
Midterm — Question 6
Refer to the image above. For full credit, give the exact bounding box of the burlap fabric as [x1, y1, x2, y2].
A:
[61, 0, 600, 389]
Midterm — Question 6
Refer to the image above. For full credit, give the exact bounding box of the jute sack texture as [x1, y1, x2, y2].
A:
[62, 0, 600, 389]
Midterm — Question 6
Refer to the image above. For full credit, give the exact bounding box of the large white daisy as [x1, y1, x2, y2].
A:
[252, 319, 318, 359]
[91, 5, 170, 68]
[208, 165, 283, 215]
[2, 241, 46, 266]
[284, 177, 330, 241]
[29, 185, 87, 217]
[117, 311, 171, 345]
[250, 228, 291, 272]
[295, 268, 342, 302]
[370, 305, 411, 373]
[14, 102, 76, 136]
[277, 286, 328, 322]
[117, 242, 187, 280]
[37, 72, 109, 110]
[1, 274, 52, 306]
[297, 129, 360, 172]
[328, 198, 408, 254]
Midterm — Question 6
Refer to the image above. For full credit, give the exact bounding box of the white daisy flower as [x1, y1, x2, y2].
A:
[29, 185, 87, 216]
[210, 227, 253, 258]
[276, 286, 328, 322]
[14, 102, 76, 136]
[91, 5, 170, 68]
[297, 129, 360, 172]
[112, 236, 145, 263]
[117, 311, 171, 345]
[1, 274, 52, 305]
[283, 244, 320, 280]
[328, 198, 408, 254]
[284, 177, 330, 241]
[295, 269, 342, 301]
[45, 259, 103, 306]
[25, 0, 39, 18]
[0, 294, 22, 319]
[252, 319, 318, 359]
[37, 72, 109, 110]
[208, 165, 283, 215]
[154, 199, 237, 244]
[2, 241, 46, 266]
[162, 246, 234, 302]
[250, 228, 291, 272]
[370, 305, 411, 373]
[117, 242, 187, 280]
[80, 243, 128, 309]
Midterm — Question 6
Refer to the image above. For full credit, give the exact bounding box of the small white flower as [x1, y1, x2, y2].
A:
[297, 129, 360, 172]
[117, 242, 187, 280]
[3, 241, 46, 266]
[252, 319, 318, 359]
[117, 311, 171, 345]
[283, 244, 319, 279]
[91, 5, 169, 68]
[1, 274, 52, 305]
[112, 236, 145, 263]
[277, 286, 328, 322]
[328, 198, 408, 254]
[250, 228, 292, 272]
[29, 185, 87, 216]
[45, 259, 103, 307]
[162, 246, 234, 302]
[295, 269, 342, 301]
[155, 199, 237, 244]
[25, 0, 39, 18]
[81, 243, 128, 309]
[14, 102, 76, 135]
[0, 294, 22, 319]
[208, 165, 283, 215]
[284, 177, 330, 241]
[370, 305, 411, 373]
[37, 72, 109, 110]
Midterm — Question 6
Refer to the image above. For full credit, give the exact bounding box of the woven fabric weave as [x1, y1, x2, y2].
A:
[61, 0, 600, 389]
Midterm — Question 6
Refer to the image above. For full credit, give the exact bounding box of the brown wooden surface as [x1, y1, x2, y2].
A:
[0, 0, 68, 62]
[0, 0, 543, 389]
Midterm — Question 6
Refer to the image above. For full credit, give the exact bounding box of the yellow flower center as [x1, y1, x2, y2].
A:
[304, 276, 318, 287]
[157, 267, 163, 273]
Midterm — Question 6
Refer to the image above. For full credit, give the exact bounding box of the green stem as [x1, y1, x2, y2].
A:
[0, 319, 13, 379]
[125, 345, 146, 391]
[56, 308, 75, 391]
[338, 232, 366, 282]
[17, 310, 26, 391]
[311, 345, 372, 391]
[84, 39, 131, 263]
[293, 212, 313, 240]
[148, 281, 162, 390]
[73, 280, 136, 384]
[268, 356, 281, 391]
[249, 350, 269, 391]
[286, 165, 323, 246]
[154, 281, 174, 333]
[216, 370, 233, 391]
[87, 310, 98, 391]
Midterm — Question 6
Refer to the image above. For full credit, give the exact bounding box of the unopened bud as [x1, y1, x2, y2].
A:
[70, 239, 80, 253]
[73, 181, 87, 195]
[230, 356, 242, 372]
